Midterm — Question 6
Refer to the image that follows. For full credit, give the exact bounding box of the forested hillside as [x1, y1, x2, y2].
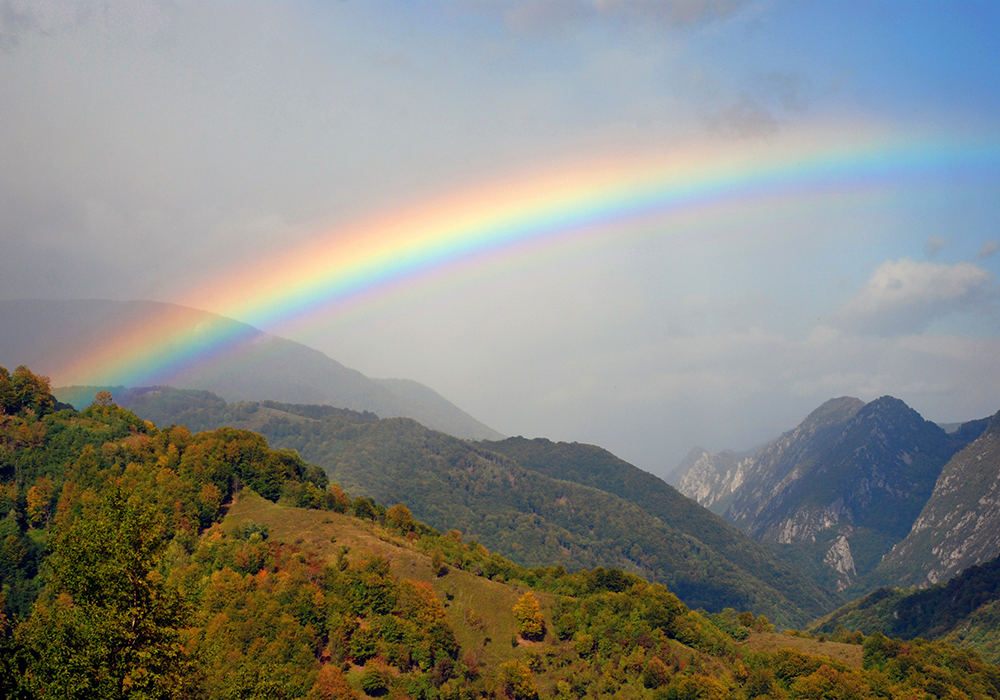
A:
[480, 437, 840, 620]
[104, 387, 837, 626]
[4, 365, 1000, 700]
[812, 556, 1000, 663]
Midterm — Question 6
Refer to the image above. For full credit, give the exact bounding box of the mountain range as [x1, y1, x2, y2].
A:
[0, 298, 502, 440]
[674, 395, 996, 595]
[7, 298, 1000, 630]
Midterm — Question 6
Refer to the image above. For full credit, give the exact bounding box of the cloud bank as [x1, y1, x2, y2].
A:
[831, 258, 995, 336]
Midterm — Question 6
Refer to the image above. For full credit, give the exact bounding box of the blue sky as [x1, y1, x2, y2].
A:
[1, 1, 998, 473]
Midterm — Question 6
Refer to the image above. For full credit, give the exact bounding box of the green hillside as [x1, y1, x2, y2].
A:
[107, 387, 835, 626]
[811, 556, 1000, 663]
[4, 365, 1000, 700]
[481, 437, 840, 620]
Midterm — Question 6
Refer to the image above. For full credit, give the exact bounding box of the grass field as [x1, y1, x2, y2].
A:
[742, 632, 863, 669]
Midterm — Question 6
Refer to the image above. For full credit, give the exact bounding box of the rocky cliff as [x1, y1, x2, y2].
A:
[675, 448, 745, 515]
[873, 410, 1000, 587]
[675, 395, 990, 593]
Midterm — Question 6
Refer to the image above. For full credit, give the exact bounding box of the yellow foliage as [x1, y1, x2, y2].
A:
[513, 591, 545, 640]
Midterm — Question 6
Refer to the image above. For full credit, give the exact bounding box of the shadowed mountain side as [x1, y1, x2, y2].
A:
[480, 436, 841, 620]
[1, 298, 501, 440]
[673, 394, 994, 595]
[872, 410, 1000, 589]
[723, 397, 867, 533]
[811, 555, 1000, 663]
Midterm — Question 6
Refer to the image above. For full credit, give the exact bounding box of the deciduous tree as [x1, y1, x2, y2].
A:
[513, 591, 545, 640]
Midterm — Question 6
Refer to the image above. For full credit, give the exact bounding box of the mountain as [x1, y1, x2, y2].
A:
[674, 396, 990, 593]
[107, 386, 837, 626]
[479, 436, 840, 619]
[811, 555, 1000, 663]
[675, 448, 746, 515]
[0, 298, 502, 440]
[663, 445, 708, 486]
[871, 410, 1000, 588]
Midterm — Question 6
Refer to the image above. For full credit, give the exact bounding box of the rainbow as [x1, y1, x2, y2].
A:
[58, 123, 1000, 387]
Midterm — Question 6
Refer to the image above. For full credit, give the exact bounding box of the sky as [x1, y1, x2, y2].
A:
[2, 0, 999, 476]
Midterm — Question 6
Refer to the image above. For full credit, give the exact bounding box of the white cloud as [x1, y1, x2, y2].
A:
[831, 258, 995, 336]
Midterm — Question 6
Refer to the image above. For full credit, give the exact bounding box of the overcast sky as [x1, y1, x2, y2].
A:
[2, 1, 999, 475]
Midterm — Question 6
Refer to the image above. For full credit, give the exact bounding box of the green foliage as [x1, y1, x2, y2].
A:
[18, 488, 190, 699]
[482, 436, 841, 621]
[110, 390, 837, 626]
[245, 407, 822, 626]
[0, 366, 56, 417]
[812, 555, 1000, 662]
[497, 660, 539, 700]
[4, 367, 1000, 700]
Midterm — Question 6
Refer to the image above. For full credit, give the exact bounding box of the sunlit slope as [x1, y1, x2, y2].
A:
[235, 406, 830, 626]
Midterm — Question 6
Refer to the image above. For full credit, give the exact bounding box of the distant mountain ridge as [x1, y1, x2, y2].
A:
[0, 298, 502, 441]
[674, 395, 992, 593]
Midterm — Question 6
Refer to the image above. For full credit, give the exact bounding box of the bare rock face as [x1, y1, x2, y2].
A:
[723, 397, 866, 536]
[676, 449, 744, 514]
[823, 535, 857, 591]
[775, 500, 850, 544]
[875, 411, 1000, 588]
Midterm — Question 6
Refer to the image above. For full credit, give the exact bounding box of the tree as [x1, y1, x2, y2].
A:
[18, 487, 190, 699]
[25, 476, 55, 527]
[308, 664, 357, 700]
[498, 660, 539, 700]
[513, 591, 545, 640]
[93, 391, 114, 406]
[385, 504, 414, 533]
[0, 366, 54, 415]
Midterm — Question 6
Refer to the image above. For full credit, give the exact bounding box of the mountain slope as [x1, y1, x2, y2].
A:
[674, 396, 990, 593]
[722, 397, 866, 534]
[6, 367, 1000, 700]
[872, 410, 1000, 587]
[480, 436, 841, 619]
[811, 555, 1000, 663]
[675, 448, 745, 515]
[1, 298, 501, 440]
[107, 387, 833, 626]
[239, 410, 822, 626]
